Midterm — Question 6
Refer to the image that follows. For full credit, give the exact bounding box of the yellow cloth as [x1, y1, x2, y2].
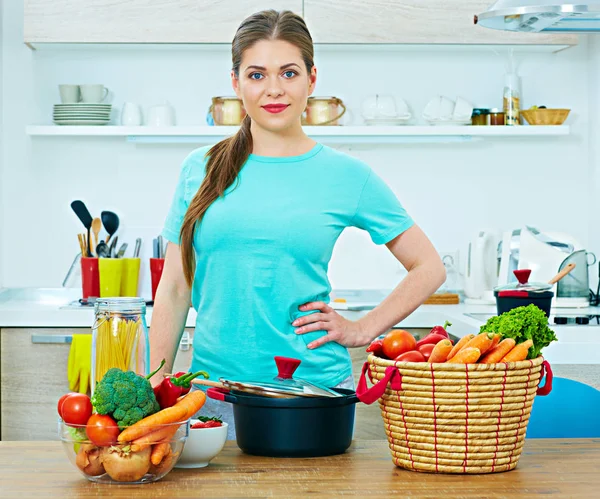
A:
[68, 334, 92, 394]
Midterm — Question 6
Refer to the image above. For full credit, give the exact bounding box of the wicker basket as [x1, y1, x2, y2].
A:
[521, 108, 570, 125]
[357, 355, 553, 474]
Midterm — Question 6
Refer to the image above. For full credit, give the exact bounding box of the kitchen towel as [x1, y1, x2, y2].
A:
[67, 334, 92, 394]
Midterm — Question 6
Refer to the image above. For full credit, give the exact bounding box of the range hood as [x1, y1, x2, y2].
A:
[475, 1, 600, 32]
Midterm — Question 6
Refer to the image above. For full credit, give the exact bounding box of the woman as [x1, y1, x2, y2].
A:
[150, 10, 445, 438]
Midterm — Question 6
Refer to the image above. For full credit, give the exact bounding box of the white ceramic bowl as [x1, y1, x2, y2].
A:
[175, 421, 228, 468]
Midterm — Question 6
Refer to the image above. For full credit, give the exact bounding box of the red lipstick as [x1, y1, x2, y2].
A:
[263, 104, 289, 114]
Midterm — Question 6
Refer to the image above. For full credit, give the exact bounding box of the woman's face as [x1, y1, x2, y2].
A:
[232, 39, 317, 132]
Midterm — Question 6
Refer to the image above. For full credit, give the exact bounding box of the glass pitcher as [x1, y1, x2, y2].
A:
[91, 297, 150, 395]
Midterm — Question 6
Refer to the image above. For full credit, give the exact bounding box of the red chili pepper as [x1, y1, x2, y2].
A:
[365, 338, 385, 357]
[154, 370, 209, 409]
[416, 333, 449, 348]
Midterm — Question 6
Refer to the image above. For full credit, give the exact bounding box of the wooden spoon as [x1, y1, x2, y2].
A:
[548, 263, 576, 285]
[91, 218, 102, 254]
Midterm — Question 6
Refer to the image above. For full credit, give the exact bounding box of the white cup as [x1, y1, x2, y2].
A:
[423, 96, 455, 121]
[59, 84, 81, 104]
[453, 97, 474, 120]
[80, 84, 109, 103]
[146, 104, 175, 127]
[121, 102, 142, 126]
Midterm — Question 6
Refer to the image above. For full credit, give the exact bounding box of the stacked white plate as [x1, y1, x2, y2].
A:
[53, 103, 112, 126]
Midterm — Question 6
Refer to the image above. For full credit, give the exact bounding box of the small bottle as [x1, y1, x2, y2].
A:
[503, 73, 521, 126]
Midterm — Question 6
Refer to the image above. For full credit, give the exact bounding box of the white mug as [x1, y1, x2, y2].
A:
[59, 84, 81, 104]
[146, 104, 175, 127]
[121, 102, 142, 126]
[80, 84, 109, 103]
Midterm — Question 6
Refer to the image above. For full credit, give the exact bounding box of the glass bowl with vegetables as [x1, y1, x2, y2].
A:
[57, 361, 210, 483]
[59, 419, 189, 483]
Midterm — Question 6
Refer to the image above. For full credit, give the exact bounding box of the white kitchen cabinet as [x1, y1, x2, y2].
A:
[24, 0, 303, 43]
[0, 327, 194, 441]
[303, 0, 577, 45]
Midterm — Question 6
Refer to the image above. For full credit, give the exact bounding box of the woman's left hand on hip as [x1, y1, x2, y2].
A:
[292, 301, 369, 349]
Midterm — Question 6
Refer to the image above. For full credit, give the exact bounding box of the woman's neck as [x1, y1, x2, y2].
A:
[250, 120, 316, 157]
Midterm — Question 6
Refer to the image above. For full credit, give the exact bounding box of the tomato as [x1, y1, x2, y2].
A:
[86, 414, 121, 446]
[57, 392, 76, 419]
[382, 330, 417, 359]
[394, 350, 426, 362]
[61, 393, 93, 426]
[418, 343, 436, 361]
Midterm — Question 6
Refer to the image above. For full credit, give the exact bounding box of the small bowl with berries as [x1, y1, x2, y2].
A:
[175, 416, 228, 469]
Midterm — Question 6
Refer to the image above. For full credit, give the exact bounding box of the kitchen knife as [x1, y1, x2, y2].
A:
[116, 243, 128, 258]
[133, 238, 142, 258]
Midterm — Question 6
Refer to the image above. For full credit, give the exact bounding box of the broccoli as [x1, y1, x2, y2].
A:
[480, 304, 558, 359]
[91, 368, 160, 429]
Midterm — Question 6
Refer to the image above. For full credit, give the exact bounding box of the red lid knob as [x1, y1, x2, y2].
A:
[513, 269, 531, 285]
[274, 356, 301, 379]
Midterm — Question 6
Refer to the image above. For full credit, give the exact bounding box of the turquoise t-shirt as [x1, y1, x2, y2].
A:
[161, 143, 414, 387]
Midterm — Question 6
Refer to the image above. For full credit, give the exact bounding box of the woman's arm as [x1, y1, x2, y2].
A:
[149, 242, 192, 382]
[294, 224, 446, 349]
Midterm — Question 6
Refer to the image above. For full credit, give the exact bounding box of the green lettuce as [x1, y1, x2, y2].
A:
[480, 304, 557, 359]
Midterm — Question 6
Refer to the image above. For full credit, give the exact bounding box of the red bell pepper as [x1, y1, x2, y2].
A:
[429, 321, 451, 338]
[366, 338, 385, 357]
[415, 321, 452, 348]
[154, 370, 209, 409]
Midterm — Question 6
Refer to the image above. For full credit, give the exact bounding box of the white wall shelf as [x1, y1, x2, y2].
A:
[26, 125, 571, 144]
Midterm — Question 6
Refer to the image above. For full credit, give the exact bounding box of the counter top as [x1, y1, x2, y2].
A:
[1, 439, 598, 498]
[1, 287, 599, 363]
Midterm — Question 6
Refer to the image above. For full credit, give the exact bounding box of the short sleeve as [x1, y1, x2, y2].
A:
[350, 169, 414, 245]
[161, 154, 194, 245]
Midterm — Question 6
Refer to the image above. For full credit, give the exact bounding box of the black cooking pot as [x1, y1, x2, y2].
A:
[207, 387, 358, 457]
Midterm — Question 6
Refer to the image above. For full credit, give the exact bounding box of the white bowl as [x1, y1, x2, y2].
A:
[175, 421, 228, 468]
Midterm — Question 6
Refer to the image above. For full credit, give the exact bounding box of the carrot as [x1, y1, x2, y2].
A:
[489, 333, 501, 351]
[118, 404, 189, 443]
[428, 339, 453, 363]
[479, 338, 516, 364]
[501, 339, 534, 362]
[130, 423, 180, 452]
[460, 332, 496, 356]
[151, 442, 171, 466]
[172, 389, 207, 419]
[447, 334, 474, 360]
[446, 347, 481, 364]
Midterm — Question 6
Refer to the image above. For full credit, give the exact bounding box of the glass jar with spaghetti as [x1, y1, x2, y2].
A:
[91, 298, 150, 395]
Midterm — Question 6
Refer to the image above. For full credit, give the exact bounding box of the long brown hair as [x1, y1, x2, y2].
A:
[179, 10, 315, 286]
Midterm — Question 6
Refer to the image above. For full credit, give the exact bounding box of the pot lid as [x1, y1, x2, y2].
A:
[475, 1, 600, 33]
[494, 269, 553, 293]
[220, 357, 344, 399]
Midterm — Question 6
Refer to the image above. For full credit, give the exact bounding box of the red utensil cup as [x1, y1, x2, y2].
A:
[150, 258, 165, 301]
[81, 257, 100, 299]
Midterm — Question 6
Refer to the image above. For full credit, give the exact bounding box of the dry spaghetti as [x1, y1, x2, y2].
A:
[95, 314, 142, 382]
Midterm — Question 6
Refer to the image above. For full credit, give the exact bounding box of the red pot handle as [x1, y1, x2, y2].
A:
[536, 360, 553, 396]
[356, 361, 403, 405]
[206, 387, 238, 404]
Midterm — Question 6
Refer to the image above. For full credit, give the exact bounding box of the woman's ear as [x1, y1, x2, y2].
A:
[231, 70, 242, 99]
[308, 66, 317, 96]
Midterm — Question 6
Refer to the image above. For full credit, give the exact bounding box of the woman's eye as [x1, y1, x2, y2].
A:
[283, 70, 297, 78]
[249, 72, 263, 80]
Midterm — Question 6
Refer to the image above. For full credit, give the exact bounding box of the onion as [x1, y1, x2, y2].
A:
[75, 444, 105, 476]
[100, 445, 151, 482]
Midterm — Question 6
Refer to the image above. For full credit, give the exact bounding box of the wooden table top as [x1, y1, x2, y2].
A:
[1, 439, 599, 498]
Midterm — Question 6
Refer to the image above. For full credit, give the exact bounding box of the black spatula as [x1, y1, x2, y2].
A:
[70, 200, 93, 257]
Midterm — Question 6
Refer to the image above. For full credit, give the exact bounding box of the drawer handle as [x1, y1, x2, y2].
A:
[31, 334, 73, 344]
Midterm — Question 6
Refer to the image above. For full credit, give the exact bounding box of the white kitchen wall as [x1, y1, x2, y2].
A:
[1, 0, 598, 298]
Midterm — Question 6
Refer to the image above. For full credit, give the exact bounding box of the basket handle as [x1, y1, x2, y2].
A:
[356, 361, 402, 405]
[536, 360, 553, 396]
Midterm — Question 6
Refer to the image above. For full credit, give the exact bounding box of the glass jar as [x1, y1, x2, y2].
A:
[471, 108, 490, 126]
[489, 108, 506, 126]
[302, 96, 346, 126]
[91, 298, 150, 394]
[210, 96, 246, 126]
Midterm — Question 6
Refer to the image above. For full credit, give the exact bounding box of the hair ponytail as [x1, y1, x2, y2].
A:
[179, 9, 314, 286]
[179, 115, 252, 286]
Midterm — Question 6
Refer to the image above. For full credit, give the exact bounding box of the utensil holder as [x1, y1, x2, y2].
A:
[98, 258, 124, 297]
[81, 257, 100, 299]
[120, 258, 141, 297]
[150, 258, 165, 301]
